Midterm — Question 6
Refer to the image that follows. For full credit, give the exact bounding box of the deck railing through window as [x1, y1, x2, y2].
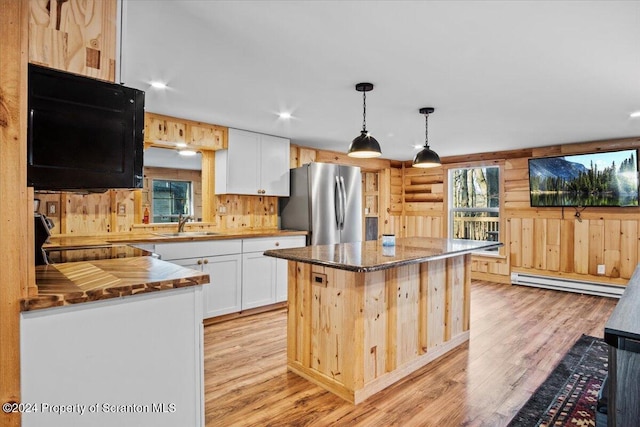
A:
[452, 217, 500, 241]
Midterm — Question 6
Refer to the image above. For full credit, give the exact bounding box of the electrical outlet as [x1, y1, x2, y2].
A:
[218, 205, 227, 214]
[46, 201, 59, 216]
[597, 264, 605, 275]
[117, 203, 126, 216]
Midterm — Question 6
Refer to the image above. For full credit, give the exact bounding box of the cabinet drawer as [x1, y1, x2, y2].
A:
[155, 239, 242, 260]
[242, 236, 306, 253]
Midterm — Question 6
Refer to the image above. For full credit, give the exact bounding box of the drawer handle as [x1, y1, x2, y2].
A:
[275, 242, 280, 247]
[203, 259, 209, 264]
[197, 259, 203, 265]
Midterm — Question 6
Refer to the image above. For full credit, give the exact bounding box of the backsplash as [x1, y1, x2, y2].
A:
[35, 190, 278, 236]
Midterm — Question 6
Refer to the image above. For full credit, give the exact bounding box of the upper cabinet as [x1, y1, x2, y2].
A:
[144, 113, 227, 151]
[215, 129, 290, 196]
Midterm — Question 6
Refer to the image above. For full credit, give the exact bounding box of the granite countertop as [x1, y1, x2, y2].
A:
[23, 256, 209, 312]
[44, 229, 307, 250]
[264, 237, 502, 272]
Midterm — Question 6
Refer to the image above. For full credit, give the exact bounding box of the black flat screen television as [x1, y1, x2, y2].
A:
[528, 149, 639, 207]
[27, 64, 145, 191]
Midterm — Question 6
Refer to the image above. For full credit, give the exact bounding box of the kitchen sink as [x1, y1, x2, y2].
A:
[156, 231, 221, 237]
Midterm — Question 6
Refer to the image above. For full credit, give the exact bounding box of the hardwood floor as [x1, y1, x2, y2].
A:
[204, 281, 617, 426]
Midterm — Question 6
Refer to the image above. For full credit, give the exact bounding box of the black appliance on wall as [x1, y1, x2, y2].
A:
[27, 64, 145, 191]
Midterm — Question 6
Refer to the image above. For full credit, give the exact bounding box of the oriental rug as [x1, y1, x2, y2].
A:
[507, 334, 608, 427]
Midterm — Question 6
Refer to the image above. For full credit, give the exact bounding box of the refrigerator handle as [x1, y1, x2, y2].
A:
[335, 176, 343, 229]
[339, 176, 347, 230]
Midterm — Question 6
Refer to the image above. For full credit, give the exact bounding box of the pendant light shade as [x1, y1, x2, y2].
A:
[412, 107, 441, 168]
[348, 82, 382, 158]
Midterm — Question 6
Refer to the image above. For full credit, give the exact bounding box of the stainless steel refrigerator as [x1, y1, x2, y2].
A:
[280, 162, 362, 245]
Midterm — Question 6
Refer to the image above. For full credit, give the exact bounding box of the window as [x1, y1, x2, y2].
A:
[449, 166, 500, 250]
[152, 179, 193, 223]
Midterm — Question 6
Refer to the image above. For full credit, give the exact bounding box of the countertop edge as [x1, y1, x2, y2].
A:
[264, 242, 502, 272]
[24, 257, 210, 312]
[44, 229, 308, 249]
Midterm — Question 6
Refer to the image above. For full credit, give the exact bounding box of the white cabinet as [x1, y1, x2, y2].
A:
[22, 286, 204, 427]
[215, 128, 290, 196]
[242, 251, 277, 309]
[155, 240, 242, 318]
[154, 235, 306, 318]
[241, 236, 306, 306]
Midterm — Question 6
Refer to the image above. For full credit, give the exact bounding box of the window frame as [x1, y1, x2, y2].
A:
[446, 162, 504, 255]
[151, 178, 194, 223]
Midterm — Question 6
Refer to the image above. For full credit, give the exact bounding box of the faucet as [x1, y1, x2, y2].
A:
[177, 214, 192, 233]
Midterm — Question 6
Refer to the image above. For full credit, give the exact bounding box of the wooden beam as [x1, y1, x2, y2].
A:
[0, 0, 28, 425]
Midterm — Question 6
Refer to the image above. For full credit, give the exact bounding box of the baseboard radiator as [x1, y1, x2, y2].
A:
[510, 272, 624, 298]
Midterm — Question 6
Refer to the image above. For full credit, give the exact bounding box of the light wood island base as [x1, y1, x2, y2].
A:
[286, 254, 472, 404]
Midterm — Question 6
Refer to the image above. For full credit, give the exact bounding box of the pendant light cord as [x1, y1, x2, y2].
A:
[424, 112, 429, 148]
[362, 91, 367, 133]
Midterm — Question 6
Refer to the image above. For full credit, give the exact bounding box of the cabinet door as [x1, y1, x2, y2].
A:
[202, 254, 242, 318]
[227, 129, 261, 194]
[260, 134, 290, 196]
[242, 252, 276, 309]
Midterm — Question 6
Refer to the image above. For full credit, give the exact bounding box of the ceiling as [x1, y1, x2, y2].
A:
[122, 1, 640, 162]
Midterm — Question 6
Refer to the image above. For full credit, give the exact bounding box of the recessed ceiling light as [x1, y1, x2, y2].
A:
[630, 111, 640, 118]
[278, 112, 292, 119]
[150, 81, 167, 89]
[178, 150, 197, 156]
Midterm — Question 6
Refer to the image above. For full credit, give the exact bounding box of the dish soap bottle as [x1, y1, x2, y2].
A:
[143, 205, 150, 224]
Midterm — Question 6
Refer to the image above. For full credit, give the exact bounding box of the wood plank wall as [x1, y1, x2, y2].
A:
[505, 140, 640, 286]
[398, 137, 640, 286]
[0, 1, 29, 425]
[28, 0, 117, 81]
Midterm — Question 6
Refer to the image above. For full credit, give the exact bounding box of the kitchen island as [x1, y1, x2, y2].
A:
[264, 237, 501, 403]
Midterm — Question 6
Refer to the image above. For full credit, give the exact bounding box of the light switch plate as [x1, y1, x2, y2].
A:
[597, 264, 605, 275]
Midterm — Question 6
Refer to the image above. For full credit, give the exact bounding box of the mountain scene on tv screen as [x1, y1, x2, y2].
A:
[529, 151, 638, 207]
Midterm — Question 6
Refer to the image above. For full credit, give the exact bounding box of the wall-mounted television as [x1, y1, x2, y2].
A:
[528, 149, 639, 207]
[27, 64, 145, 191]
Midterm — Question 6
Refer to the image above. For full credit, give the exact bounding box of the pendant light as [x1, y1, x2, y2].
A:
[348, 82, 382, 158]
[412, 107, 441, 168]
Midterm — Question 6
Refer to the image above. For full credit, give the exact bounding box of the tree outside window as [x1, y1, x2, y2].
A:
[152, 179, 192, 223]
[450, 166, 500, 251]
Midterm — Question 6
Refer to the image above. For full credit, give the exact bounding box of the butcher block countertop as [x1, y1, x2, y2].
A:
[27, 229, 305, 312]
[44, 229, 308, 250]
[24, 256, 209, 312]
[264, 237, 502, 272]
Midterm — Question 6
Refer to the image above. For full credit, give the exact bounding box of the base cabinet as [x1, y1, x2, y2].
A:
[155, 235, 306, 319]
[154, 240, 243, 319]
[242, 252, 277, 309]
[21, 286, 204, 427]
[241, 236, 307, 307]
[172, 254, 242, 318]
